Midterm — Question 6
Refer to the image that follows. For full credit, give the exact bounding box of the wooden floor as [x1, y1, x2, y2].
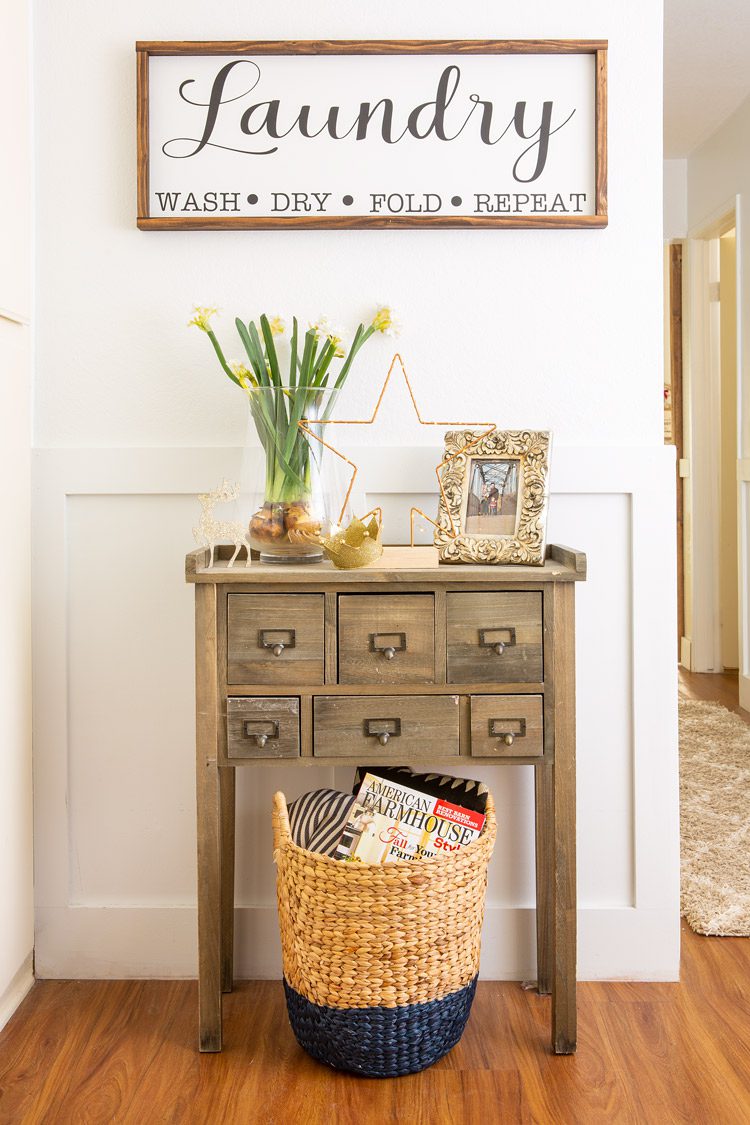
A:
[678, 666, 750, 721]
[2, 672, 749, 1124]
[2, 928, 750, 1125]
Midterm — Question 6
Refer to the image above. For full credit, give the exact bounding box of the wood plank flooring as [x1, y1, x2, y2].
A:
[2, 670, 748, 1123]
[678, 666, 750, 722]
[2, 929, 750, 1125]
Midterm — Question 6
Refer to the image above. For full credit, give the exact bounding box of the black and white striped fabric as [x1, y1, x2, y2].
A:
[287, 788, 356, 858]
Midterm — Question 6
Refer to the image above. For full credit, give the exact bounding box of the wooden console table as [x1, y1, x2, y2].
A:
[186, 543, 586, 1055]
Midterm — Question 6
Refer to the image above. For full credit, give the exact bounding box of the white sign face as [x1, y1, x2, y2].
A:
[137, 43, 607, 229]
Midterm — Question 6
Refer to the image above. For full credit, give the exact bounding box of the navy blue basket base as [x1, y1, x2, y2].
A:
[273, 790, 496, 1079]
[283, 975, 478, 1078]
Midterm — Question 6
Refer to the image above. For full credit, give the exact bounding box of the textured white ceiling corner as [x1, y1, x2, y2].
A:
[665, 0, 750, 157]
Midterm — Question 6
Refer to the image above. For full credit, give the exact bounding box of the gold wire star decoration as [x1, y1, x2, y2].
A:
[297, 353, 497, 545]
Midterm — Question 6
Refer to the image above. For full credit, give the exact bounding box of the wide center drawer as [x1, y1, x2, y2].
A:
[226, 593, 324, 685]
[313, 695, 458, 758]
[338, 594, 435, 684]
[447, 592, 543, 684]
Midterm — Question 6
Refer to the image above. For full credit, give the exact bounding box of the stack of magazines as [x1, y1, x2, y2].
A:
[289, 765, 488, 865]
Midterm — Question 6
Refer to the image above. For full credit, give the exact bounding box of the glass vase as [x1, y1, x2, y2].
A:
[241, 386, 352, 564]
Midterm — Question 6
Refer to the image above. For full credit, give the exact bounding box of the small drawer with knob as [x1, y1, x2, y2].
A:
[226, 696, 300, 759]
[447, 592, 543, 684]
[469, 694, 543, 758]
[337, 594, 435, 684]
[226, 593, 324, 685]
[313, 694, 458, 758]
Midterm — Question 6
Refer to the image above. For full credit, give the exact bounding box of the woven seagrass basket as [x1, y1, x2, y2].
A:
[272, 789, 496, 1078]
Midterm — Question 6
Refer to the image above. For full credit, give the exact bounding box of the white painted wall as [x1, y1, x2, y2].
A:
[0, 0, 35, 1029]
[32, 1, 679, 980]
[664, 158, 688, 240]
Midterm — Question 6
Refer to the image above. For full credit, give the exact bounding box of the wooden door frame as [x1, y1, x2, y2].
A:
[683, 198, 739, 673]
[669, 242, 685, 654]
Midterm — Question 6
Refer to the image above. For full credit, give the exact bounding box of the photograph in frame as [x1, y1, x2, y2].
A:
[435, 430, 551, 565]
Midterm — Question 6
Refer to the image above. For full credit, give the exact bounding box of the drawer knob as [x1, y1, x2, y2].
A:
[370, 632, 407, 660]
[243, 719, 280, 747]
[364, 717, 402, 743]
[489, 718, 527, 744]
[259, 628, 296, 655]
[480, 627, 517, 655]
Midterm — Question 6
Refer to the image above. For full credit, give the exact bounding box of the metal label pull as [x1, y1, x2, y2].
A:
[243, 719, 280, 748]
[479, 627, 517, 656]
[364, 717, 402, 746]
[369, 632, 407, 660]
[489, 717, 527, 747]
[258, 628, 296, 656]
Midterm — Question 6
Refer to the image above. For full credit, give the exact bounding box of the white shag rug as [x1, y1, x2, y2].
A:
[680, 697, 750, 936]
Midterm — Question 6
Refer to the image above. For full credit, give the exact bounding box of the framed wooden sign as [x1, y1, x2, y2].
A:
[136, 40, 607, 231]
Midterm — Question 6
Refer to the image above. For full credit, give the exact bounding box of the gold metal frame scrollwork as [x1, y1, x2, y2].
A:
[434, 430, 552, 565]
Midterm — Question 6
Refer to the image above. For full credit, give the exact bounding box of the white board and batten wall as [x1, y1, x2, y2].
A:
[32, 1, 678, 982]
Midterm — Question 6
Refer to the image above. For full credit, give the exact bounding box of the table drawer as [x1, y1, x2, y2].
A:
[338, 594, 435, 684]
[447, 592, 543, 684]
[226, 593, 324, 685]
[470, 694, 544, 758]
[313, 694, 458, 758]
[226, 697, 300, 759]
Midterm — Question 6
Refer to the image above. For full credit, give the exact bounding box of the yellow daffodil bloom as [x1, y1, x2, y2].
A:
[188, 305, 219, 332]
[230, 361, 256, 389]
[328, 335, 346, 358]
[371, 305, 401, 337]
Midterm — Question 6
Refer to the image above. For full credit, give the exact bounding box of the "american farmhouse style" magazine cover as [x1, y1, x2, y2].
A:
[334, 767, 486, 864]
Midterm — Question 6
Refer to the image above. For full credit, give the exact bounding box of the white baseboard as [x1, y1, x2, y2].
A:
[0, 953, 34, 1032]
[34, 905, 680, 982]
[680, 636, 693, 669]
[740, 673, 750, 712]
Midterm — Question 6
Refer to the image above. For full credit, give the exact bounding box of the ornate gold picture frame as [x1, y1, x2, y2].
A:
[434, 430, 551, 565]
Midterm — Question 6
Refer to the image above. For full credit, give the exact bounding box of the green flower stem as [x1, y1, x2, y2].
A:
[197, 310, 391, 513]
[206, 330, 241, 386]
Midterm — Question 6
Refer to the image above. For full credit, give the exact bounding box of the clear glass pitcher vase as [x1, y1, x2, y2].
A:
[240, 386, 354, 563]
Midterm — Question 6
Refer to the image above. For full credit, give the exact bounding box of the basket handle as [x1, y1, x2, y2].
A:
[272, 791, 292, 854]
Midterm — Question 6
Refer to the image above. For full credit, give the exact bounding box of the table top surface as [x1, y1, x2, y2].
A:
[186, 544, 586, 585]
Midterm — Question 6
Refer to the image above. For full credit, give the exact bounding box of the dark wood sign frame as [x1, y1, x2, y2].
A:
[136, 40, 608, 231]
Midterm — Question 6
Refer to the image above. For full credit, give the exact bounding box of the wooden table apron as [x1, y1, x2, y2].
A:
[186, 545, 586, 1055]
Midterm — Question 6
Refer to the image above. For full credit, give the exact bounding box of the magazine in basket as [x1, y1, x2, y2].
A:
[333, 768, 486, 864]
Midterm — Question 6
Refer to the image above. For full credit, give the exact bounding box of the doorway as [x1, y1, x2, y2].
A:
[678, 199, 749, 712]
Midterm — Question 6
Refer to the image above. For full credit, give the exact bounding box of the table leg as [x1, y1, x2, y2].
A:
[534, 761, 553, 996]
[220, 767, 236, 994]
[551, 583, 577, 1054]
[197, 753, 222, 1051]
[195, 583, 222, 1052]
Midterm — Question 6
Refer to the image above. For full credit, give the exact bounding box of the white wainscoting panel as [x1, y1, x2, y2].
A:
[32, 445, 679, 980]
